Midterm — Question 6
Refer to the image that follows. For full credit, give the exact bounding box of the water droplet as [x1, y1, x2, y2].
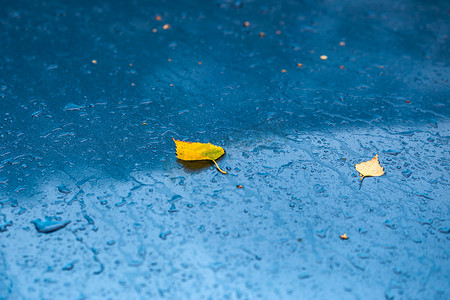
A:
[115, 199, 127, 207]
[47, 64, 58, 70]
[209, 262, 226, 272]
[168, 204, 178, 213]
[140, 99, 152, 105]
[0, 221, 12, 232]
[298, 272, 311, 279]
[401, 170, 412, 178]
[159, 231, 171, 240]
[384, 220, 396, 229]
[62, 261, 75, 271]
[438, 227, 450, 234]
[177, 109, 189, 115]
[358, 253, 370, 259]
[31, 217, 71, 233]
[382, 149, 401, 156]
[169, 195, 182, 202]
[31, 110, 42, 118]
[315, 228, 327, 238]
[358, 227, 368, 234]
[57, 185, 71, 194]
[83, 214, 94, 225]
[63, 103, 84, 111]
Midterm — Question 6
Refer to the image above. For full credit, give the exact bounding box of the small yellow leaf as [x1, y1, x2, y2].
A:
[173, 138, 226, 174]
[355, 154, 385, 180]
[340, 233, 349, 240]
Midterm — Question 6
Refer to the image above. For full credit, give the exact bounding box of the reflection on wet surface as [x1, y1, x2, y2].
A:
[1, 0, 449, 299]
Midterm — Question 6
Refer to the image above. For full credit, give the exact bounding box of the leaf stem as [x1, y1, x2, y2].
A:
[212, 159, 227, 174]
[359, 176, 365, 190]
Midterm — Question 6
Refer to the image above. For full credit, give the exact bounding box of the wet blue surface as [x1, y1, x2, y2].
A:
[1, 0, 449, 299]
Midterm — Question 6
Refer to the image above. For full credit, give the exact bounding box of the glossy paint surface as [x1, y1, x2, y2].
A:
[1, 0, 449, 299]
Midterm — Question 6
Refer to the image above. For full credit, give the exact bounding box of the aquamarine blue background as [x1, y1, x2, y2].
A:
[1, 0, 449, 299]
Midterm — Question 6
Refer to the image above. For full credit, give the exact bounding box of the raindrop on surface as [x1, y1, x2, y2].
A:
[401, 170, 412, 178]
[57, 185, 71, 194]
[298, 272, 311, 279]
[169, 195, 182, 202]
[31, 217, 71, 233]
[140, 99, 152, 105]
[438, 227, 450, 234]
[159, 231, 172, 240]
[63, 103, 85, 111]
[0, 221, 13, 232]
[115, 199, 127, 207]
[315, 228, 327, 238]
[168, 204, 178, 213]
[31, 110, 42, 118]
[62, 262, 75, 271]
[384, 220, 396, 229]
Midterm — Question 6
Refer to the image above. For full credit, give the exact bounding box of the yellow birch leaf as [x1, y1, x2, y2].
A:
[173, 138, 227, 174]
[340, 233, 349, 240]
[355, 154, 385, 180]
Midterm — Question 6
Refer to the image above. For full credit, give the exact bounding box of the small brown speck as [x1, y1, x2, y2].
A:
[276, 30, 281, 35]
[91, 60, 97, 64]
[281, 69, 287, 73]
[163, 24, 170, 30]
[131, 83, 135, 86]
[155, 15, 162, 21]
[170, 83, 174, 87]
[243, 21, 250, 27]
[340, 65, 345, 69]
[339, 41, 346, 46]
[152, 28, 157, 33]
[198, 61, 202, 65]
[405, 100, 411, 104]
[259, 32, 266, 38]
[237, 185, 243, 189]
[320, 55, 328, 60]
[340, 233, 349, 240]
[297, 63, 303, 67]
[168, 58, 172, 62]
[297, 238, 302, 242]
